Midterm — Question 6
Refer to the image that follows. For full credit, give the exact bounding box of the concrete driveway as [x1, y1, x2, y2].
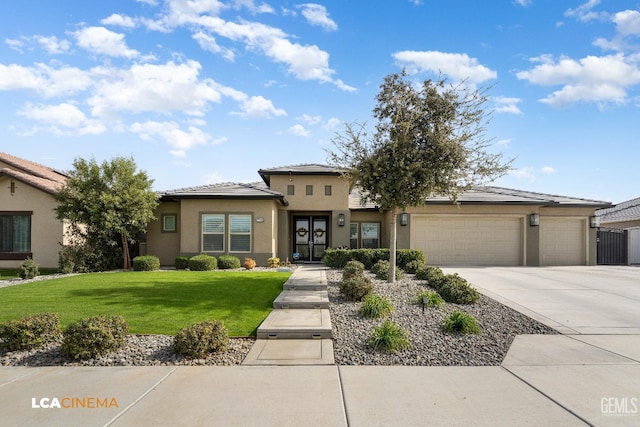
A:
[443, 266, 640, 334]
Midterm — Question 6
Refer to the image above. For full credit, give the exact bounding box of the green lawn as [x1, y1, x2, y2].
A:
[0, 271, 290, 336]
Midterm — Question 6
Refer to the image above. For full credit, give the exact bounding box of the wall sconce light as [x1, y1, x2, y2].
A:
[10, 180, 16, 196]
[400, 212, 409, 226]
[338, 213, 345, 227]
[589, 216, 601, 228]
[529, 213, 540, 227]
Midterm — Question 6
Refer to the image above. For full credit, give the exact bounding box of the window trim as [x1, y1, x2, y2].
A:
[361, 222, 381, 248]
[161, 214, 177, 233]
[305, 185, 313, 196]
[202, 213, 225, 252]
[349, 221, 381, 249]
[229, 214, 252, 253]
[324, 185, 332, 196]
[287, 185, 295, 195]
[0, 211, 32, 259]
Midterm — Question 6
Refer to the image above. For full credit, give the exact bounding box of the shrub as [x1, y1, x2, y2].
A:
[396, 249, 426, 270]
[322, 249, 351, 268]
[132, 255, 160, 271]
[57, 234, 122, 273]
[218, 255, 241, 270]
[404, 259, 426, 275]
[0, 313, 61, 351]
[173, 320, 229, 358]
[439, 274, 480, 305]
[267, 257, 280, 268]
[339, 275, 374, 301]
[343, 260, 365, 279]
[358, 294, 393, 319]
[18, 257, 39, 279]
[351, 249, 377, 269]
[415, 266, 446, 290]
[175, 255, 191, 270]
[443, 311, 481, 334]
[61, 315, 129, 360]
[412, 290, 444, 308]
[371, 260, 404, 281]
[369, 320, 411, 353]
[243, 258, 256, 270]
[188, 254, 217, 271]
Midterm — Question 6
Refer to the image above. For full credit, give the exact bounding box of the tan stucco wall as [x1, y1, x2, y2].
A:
[269, 175, 350, 211]
[0, 176, 64, 269]
[146, 201, 181, 266]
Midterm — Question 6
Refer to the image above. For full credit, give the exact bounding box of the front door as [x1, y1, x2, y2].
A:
[293, 216, 328, 262]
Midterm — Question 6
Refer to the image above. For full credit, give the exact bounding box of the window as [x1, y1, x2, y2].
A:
[162, 214, 176, 232]
[0, 213, 31, 258]
[325, 185, 332, 196]
[202, 214, 225, 252]
[306, 185, 313, 195]
[361, 223, 380, 248]
[349, 223, 358, 249]
[229, 215, 251, 252]
[287, 185, 295, 195]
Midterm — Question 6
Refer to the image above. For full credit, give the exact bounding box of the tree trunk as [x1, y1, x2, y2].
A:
[121, 233, 131, 270]
[388, 207, 398, 283]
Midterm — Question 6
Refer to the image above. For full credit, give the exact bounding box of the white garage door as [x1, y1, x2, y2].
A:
[540, 218, 586, 265]
[411, 216, 523, 266]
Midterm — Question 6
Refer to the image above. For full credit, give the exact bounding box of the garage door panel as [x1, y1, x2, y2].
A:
[541, 218, 585, 266]
[412, 216, 523, 266]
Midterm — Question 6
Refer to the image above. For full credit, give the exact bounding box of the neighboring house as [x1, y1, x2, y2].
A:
[596, 198, 640, 264]
[0, 152, 68, 269]
[146, 164, 611, 267]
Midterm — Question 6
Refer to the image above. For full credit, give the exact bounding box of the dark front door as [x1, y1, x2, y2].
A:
[293, 216, 328, 262]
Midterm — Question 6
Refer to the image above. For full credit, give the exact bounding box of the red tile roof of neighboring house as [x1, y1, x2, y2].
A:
[0, 152, 67, 195]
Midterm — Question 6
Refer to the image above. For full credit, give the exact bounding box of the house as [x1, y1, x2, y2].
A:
[596, 198, 640, 265]
[146, 164, 611, 267]
[0, 152, 69, 269]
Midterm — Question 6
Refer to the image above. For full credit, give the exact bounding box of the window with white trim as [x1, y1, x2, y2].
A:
[229, 215, 252, 252]
[162, 214, 176, 232]
[349, 223, 358, 249]
[361, 223, 380, 248]
[202, 214, 225, 252]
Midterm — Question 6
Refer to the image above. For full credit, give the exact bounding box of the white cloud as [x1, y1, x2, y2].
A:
[289, 124, 310, 137]
[101, 14, 137, 29]
[135, 0, 158, 5]
[510, 166, 536, 181]
[299, 114, 322, 125]
[513, 0, 532, 7]
[494, 96, 523, 114]
[297, 4, 338, 31]
[393, 50, 497, 84]
[0, 63, 93, 97]
[541, 166, 556, 174]
[193, 31, 235, 61]
[74, 26, 139, 58]
[18, 102, 106, 135]
[5, 38, 24, 52]
[35, 36, 71, 54]
[130, 120, 213, 157]
[324, 117, 341, 130]
[516, 54, 640, 106]
[495, 139, 511, 148]
[564, 0, 603, 23]
[234, 0, 275, 14]
[236, 95, 287, 118]
[613, 10, 640, 37]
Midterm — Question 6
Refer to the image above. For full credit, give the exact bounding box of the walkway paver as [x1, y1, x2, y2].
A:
[243, 339, 334, 365]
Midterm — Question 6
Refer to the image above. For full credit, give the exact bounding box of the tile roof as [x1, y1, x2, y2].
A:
[258, 164, 344, 185]
[0, 152, 67, 195]
[596, 197, 640, 223]
[160, 182, 288, 205]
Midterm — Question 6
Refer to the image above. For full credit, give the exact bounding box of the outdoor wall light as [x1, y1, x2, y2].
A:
[589, 216, 601, 228]
[9, 180, 16, 196]
[400, 212, 409, 226]
[338, 213, 345, 227]
[529, 213, 540, 227]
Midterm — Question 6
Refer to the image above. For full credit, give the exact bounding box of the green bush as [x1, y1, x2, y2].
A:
[323, 248, 425, 270]
[439, 274, 480, 305]
[57, 234, 122, 273]
[412, 290, 444, 308]
[188, 254, 218, 271]
[415, 266, 446, 289]
[404, 259, 426, 275]
[0, 313, 61, 351]
[18, 257, 39, 279]
[132, 255, 160, 271]
[267, 257, 280, 268]
[61, 315, 129, 360]
[175, 255, 191, 270]
[443, 311, 481, 334]
[396, 249, 426, 270]
[322, 249, 352, 268]
[173, 320, 229, 358]
[371, 260, 404, 281]
[358, 294, 393, 319]
[369, 320, 411, 353]
[343, 260, 365, 279]
[339, 275, 374, 301]
[218, 255, 241, 270]
[350, 248, 377, 269]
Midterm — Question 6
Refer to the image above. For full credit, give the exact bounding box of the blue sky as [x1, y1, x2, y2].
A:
[1, 0, 638, 203]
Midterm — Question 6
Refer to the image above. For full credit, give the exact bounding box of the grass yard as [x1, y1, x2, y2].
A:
[0, 269, 58, 280]
[0, 271, 290, 336]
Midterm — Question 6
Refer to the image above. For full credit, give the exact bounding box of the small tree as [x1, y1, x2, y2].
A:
[328, 71, 511, 282]
[55, 157, 158, 270]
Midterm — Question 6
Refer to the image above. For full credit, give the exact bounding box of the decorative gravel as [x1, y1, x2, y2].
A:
[327, 269, 557, 366]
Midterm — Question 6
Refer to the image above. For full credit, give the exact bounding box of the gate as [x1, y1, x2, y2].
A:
[597, 228, 628, 265]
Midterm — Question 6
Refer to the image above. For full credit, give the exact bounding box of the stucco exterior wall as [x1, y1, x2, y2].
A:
[269, 175, 350, 211]
[146, 201, 181, 266]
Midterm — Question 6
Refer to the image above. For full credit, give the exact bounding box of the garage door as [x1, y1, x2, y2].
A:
[540, 218, 586, 265]
[411, 216, 523, 266]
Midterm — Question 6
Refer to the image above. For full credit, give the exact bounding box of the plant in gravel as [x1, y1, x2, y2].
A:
[371, 260, 404, 281]
[0, 313, 61, 351]
[132, 255, 160, 271]
[218, 255, 241, 270]
[404, 259, 426, 274]
[267, 257, 280, 268]
[439, 274, 480, 304]
[243, 258, 256, 270]
[412, 290, 444, 308]
[188, 254, 217, 271]
[368, 320, 411, 353]
[61, 315, 129, 360]
[343, 260, 365, 279]
[18, 257, 39, 279]
[415, 266, 446, 290]
[339, 275, 374, 301]
[173, 320, 229, 358]
[358, 294, 393, 319]
[443, 311, 481, 334]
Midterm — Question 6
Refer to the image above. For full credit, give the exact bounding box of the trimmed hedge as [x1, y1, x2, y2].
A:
[132, 255, 160, 271]
[371, 260, 404, 281]
[61, 315, 129, 360]
[188, 254, 217, 271]
[218, 255, 241, 270]
[175, 255, 191, 270]
[0, 313, 61, 351]
[173, 320, 229, 358]
[18, 257, 39, 279]
[415, 266, 446, 289]
[343, 260, 365, 279]
[438, 274, 480, 305]
[323, 248, 424, 270]
[339, 275, 374, 301]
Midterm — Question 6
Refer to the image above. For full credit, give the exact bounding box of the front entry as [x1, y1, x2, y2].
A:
[293, 215, 328, 262]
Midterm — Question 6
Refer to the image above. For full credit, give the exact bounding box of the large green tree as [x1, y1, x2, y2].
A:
[329, 71, 511, 282]
[55, 157, 158, 270]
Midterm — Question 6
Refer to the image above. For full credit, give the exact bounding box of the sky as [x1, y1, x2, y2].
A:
[0, 0, 639, 204]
